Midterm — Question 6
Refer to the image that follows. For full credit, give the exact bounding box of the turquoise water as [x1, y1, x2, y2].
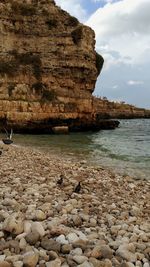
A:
[1, 119, 150, 180]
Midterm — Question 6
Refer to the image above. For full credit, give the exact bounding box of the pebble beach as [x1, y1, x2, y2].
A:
[0, 144, 149, 267]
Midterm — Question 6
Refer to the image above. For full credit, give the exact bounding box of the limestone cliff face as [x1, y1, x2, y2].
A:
[93, 98, 150, 119]
[0, 0, 104, 132]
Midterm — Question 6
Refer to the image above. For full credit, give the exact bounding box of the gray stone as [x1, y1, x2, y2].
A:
[25, 231, 40, 245]
[23, 251, 39, 267]
[77, 261, 93, 267]
[3, 215, 24, 235]
[72, 215, 82, 226]
[46, 258, 61, 267]
[13, 261, 23, 267]
[56, 234, 68, 245]
[61, 244, 72, 254]
[72, 255, 88, 264]
[117, 244, 137, 262]
[143, 264, 150, 267]
[31, 222, 45, 237]
[0, 262, 12, 267]
[41, 239, 61, 252]
[66, 233, 79, 243]
[100, 245, 113, 259]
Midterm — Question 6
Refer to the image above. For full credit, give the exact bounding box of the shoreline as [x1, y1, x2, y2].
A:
[0, 144, 149, 267]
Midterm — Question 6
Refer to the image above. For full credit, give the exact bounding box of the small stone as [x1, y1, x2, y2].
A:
[19, 238, 27, 250]
[0, 231, 4, 238]
[41, 239, 61, 252]
[70, 248, 83, 256]
[72, 215, 82, 226]
[3, 215, 24, 235]
[136, 261, 142, 267]
[90, 246, 102, 259]
[5, 255, 20, 263]
[104, 259, 112, 267]
[72, 239, 88, 250]
[117, 244, 137, 262]
[130, 206, 141, 216]
[31, 222, 45, 237]
[39, 260, 46, 267]
[77, 261, 93, 267]
[13, 261, 23, 267]
[39, 203, 51, 212]
[48, 251, 58, 260]
[0, 261, 12, 267]
[56, 234, 68, 245]
[23, 251, 39, 267]
[89, 218, 97, 227]
[64, 204, 73, 213]
[66, 233, 79, 243]
[61, 244, 72, 254]
[61, 263, 69, 267]
[49, 225, 69, 236]
[8, 240, 20, 254]
[25, 231, 40, 245]
[39, 249, 49, 261]
[24, 221, 32, 234]
[72, 255, 88, 264]
[121, 263, 130, 267]
[100, 245, 113, 259]
[34, 210, 46, 221]
[0, 240, 8, 251]
[111, 225, 121, 235]
[89, 257, 103, 267]
[46, 258, 61, 267]
[0, 255, 6, 261]
[143, 264, 150, 267]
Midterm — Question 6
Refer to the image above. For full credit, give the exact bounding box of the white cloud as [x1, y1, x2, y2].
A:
[92, 0, 118, 3]
[112, 85, 119, 89]
[87, 0, 150, 68]
[55, 0, 87, 22]
[127, 80, 144, 86]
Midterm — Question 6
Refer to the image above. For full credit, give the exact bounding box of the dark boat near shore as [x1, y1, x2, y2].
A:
[2, 139, 13, 145]
[2, 128, 13, 145]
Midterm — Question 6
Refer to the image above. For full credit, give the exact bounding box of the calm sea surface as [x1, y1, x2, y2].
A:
[1, 119, 150, 180]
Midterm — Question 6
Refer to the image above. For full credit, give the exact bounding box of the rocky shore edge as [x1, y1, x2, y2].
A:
[0, 144, 149, 267]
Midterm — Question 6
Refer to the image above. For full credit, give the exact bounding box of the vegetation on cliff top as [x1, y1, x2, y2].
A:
[96, 52, 104, 75]
[11, 2, 36, 16]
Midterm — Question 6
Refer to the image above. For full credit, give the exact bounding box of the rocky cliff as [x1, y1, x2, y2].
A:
[0, 0, 105, 133]
[93, 97, 150, 119]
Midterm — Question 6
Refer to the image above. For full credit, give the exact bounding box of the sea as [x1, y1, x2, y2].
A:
[1, 119, 150, 180]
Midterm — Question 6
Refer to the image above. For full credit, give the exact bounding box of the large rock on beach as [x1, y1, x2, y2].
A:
[0, 0, 106, 133]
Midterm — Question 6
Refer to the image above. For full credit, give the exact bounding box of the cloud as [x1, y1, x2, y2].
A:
[127, 80, 144, 86]
[87, 0, 150, 67]
[54, 0, 150, 108]
[55, 0, 87, 22]
[93, 0, 119, 3]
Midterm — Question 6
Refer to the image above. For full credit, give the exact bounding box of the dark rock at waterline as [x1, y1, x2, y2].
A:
[0, 119, 119, 134]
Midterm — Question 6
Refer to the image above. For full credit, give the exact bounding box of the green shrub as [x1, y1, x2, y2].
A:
[11, 2, 36, 16]
[8, 83, 16, 97]
[46, 19, 58, 29]
[66, 16, 79, 27]
[32, 82, 43, 92]
[65, 102, 77, 112]
[8, 51, 42, 80]
[0, 60, 18, 76]
[71, 26, 82, 45]
[42, 89, 56, 101]
[96, 52, 104, 75]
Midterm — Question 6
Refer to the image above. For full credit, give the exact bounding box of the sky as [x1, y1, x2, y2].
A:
[55, 0, 150, 108]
